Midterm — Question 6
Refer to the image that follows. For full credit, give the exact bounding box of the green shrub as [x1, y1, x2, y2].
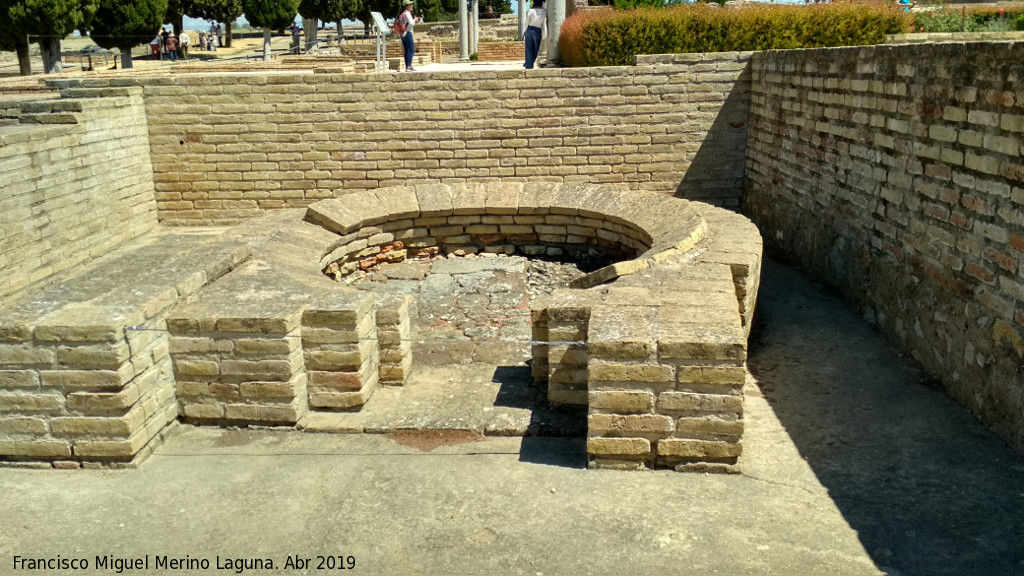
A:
[559, 1, 909, 67]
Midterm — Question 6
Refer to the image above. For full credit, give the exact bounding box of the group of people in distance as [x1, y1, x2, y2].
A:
[198, 23, 224, 51]
[149, 23, 222, 62]
[149, 28, 188, 61]
[143, 1, 551, 70]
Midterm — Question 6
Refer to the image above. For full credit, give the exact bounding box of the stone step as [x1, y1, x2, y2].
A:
[20, 99, 84, 114]
[18, 112, 79, 125]
[58, 87, 135, 99]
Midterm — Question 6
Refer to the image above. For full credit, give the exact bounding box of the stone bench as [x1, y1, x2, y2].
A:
[0, 233, 248, 467]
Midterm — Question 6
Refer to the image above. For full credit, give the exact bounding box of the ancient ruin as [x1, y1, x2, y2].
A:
[2, 41, 1023, 475]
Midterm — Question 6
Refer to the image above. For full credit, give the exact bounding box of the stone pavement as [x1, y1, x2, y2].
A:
[308, 255, 590, 436]
[1, 258, 1021, 575]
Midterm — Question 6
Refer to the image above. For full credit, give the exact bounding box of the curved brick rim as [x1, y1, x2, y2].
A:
[304, 182, 709, 287]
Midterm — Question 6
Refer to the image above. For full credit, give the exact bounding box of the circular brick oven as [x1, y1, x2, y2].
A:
[293, 182, 761, 472]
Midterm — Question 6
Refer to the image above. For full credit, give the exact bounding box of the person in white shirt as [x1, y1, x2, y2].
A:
[523, 0, 546, 70]
[398, 0, 416, 71]
[179, 30, 190, 59]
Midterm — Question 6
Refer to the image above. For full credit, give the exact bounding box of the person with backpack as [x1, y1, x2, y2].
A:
[396, 0, 416, 71]
[523, 0, 546, 70]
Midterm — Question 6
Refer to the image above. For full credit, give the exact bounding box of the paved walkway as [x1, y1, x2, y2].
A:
[1, 259, 1021, 575]
[416, 61, 525, 72]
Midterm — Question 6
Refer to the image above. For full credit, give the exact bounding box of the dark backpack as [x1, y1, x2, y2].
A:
[393, 13, 407, 35]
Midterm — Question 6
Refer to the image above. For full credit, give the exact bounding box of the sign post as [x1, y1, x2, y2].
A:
[370, 12, 390, 73]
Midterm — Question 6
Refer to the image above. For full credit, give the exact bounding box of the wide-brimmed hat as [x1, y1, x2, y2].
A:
[403, 0, 414, 6]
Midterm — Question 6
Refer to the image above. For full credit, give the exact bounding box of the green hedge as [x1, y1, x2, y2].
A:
[559, 2, 909, 67]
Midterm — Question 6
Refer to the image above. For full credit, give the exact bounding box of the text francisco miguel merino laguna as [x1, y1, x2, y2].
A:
[12, 553, 351, 573]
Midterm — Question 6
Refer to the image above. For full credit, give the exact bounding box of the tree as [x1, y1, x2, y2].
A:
[243, 0, 299, 60]
[89, 0, 168, 69]
[166, 0, 196, 38]
[482, 0, 510, 17]
[190, 0, 243, 47]
[298, 0, 359, 48]
[0, 13, 31, 75]
[0, 0, 97, 74]
[355, 0, 400, 34]
[416, 0, 456, 22]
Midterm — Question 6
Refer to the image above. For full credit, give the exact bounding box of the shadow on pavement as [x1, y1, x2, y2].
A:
[748, 257, 1024, 576]
[490, 365, 587, 469]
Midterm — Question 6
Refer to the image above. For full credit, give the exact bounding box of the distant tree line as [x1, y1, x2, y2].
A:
[0, 0, 508, 74]
[0, 0, 247, 73]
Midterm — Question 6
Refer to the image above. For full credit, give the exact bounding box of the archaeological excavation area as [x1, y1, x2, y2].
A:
[0, 181, 761, 471]
[2, 41, 1024, 477]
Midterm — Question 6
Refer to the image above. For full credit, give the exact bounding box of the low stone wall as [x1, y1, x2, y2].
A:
[746, 42, 1024, 451]
[375, 294, 413, 384]
[0, 86, 158, 302]
[534, 205, 761, 472]
[0, 234, 248, 467]
[310, 183, 663, 277]
[886, 31, 1024, 44]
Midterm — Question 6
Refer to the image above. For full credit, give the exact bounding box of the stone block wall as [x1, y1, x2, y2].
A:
[302, 303, 380, 411]
[374, 294, 413, 385]
[166, 261, 387, 423]
[168, 320, 308, 425]
[50, 53, 751, 226]
[0, 232, 246, 467]
[0, 87, 158, 302]
[532, 293, 591, 406]
[532, 263, 752, 472]
[313, 196, 651, 278]
[0, 318, 177, 466]
[745, 42, 1024, 451]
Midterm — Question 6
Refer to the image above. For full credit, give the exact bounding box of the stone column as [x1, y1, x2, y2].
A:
[459, 0, 470, 60]
[518, 0, 527, 38]
[546, 0, 565, 65]
[472, 0, 480, 54]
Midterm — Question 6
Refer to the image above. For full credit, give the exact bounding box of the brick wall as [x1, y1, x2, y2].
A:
[0, 87, 158, 302]
[477, 41, 523, 62]
[52, 52, 751, 225]
[745, 42, 1024, 451]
